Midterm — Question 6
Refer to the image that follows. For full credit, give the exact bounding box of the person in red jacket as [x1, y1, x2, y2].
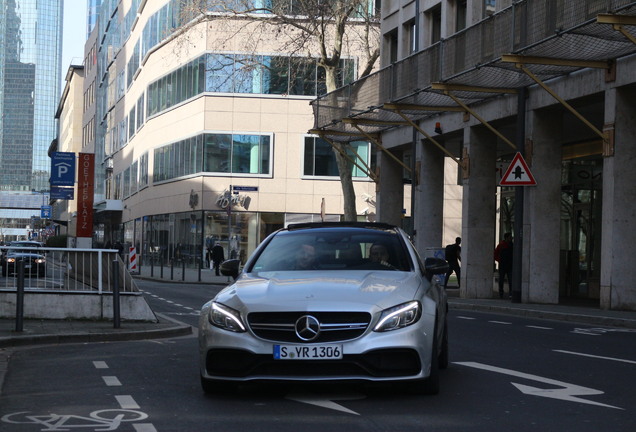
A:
[494, 233, 513, 298]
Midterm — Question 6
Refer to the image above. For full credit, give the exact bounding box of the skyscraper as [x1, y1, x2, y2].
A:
[0, 0, 63, 240]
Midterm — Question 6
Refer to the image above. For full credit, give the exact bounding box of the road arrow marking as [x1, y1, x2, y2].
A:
[286, 392, 363, 415]
[455, 361, 622, 410]
[554, 350, 636, 365]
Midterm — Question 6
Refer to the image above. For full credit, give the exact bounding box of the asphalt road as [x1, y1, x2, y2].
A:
[0, 279, 634, 431]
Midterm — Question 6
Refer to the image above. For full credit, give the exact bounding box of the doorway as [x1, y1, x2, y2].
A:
[560, 159, 602, 302]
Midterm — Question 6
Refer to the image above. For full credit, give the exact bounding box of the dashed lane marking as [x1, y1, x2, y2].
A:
[102, 376, 122, 386]
[116, 395, 140, 409]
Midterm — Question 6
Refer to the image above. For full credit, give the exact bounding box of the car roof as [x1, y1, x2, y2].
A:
[8, 241, 43, 246]
[285, 222, 399, 232]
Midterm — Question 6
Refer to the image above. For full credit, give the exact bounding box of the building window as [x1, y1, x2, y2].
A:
[483, 0, 495, 18]
[139, 153, 148, 189]
[153, 133, 272, 183]
[456, 0, 467, 32]
[147, 53, 355, 118]
[405, 20, 417, 54]
[428, 5, 442, 44]
[385, 29, 398, 64]
[303, 137, 370, 178]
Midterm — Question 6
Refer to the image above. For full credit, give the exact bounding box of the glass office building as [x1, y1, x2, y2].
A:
[0, 0, 63, 240]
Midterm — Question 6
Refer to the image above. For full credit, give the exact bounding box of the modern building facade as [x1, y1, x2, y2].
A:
[0, 0, 62, 241]
[312, 0, 636, 311]
[69, 0, 379, 267]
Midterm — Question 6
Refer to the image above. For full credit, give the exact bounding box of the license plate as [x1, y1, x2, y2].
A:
[24, 265, 32, 269]
[273, 344, 343, 360]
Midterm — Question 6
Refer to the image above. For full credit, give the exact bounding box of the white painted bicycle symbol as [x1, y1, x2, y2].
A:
[1, 409, 148, 431]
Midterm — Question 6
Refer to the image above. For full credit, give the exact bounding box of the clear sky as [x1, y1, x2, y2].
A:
[61, 0, 89, 89]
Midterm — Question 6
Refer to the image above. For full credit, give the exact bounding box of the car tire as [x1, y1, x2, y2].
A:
[200, 376, 237, 395]
[409, 329, 440, 395]
[438, 320, 449, 370]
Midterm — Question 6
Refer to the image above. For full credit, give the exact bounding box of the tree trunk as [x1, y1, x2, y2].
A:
[324, 65, 357, 221]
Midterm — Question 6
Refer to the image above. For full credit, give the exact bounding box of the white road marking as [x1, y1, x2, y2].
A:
[286, 392, 364, 415]
[457, 316, 476, 320]
[102, 376, 122, 386]
[134, 424, 158, 432]
[526, 325, 552, 330]
[572, 328, 602, 336]
[116, 395, 140, 409]
[489, 320, 512, 325]
[93, 361, 108, 369]
[455, 361, 622, 410]
[554, 350, 636, 365]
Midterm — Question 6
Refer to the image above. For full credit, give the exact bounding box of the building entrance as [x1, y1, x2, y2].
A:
[560, 159, 602, 302]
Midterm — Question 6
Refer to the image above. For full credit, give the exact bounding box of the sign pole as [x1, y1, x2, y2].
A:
[511, 87, 527, 304]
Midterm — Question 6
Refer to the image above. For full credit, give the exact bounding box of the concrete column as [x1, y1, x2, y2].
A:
[601, 86, 636, 310]
[461, 126, 497, 299]
[375, 148, 405, 226]
[524, 109, 562, 304]
[413, 138, 444, 255]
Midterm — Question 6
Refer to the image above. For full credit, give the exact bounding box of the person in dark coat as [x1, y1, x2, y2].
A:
[211, 243, 225, 276]
[444, 237, 461, 289]
[494, 232, 513, 298]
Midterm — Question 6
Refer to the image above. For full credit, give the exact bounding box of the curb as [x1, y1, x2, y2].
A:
[449, 301, 636, 329]
[0, 313, 192, 349]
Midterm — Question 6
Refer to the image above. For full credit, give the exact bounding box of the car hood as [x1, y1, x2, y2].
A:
[6, 252, 44, 258]
[214, 270, 425, 312]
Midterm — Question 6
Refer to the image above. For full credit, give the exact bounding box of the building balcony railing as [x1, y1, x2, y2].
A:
[311, 0, 636, 142]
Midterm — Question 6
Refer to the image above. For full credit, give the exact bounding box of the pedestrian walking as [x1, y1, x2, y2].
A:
[444, 237, 461, 289]
[494, 232, 513, 298]
[211, 243, 225, 276]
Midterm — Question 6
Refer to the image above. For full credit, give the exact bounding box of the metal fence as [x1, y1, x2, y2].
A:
[0, 246, 138, 293]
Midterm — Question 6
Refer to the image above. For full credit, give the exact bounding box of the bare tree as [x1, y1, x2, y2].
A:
[176, 0, 380, 221]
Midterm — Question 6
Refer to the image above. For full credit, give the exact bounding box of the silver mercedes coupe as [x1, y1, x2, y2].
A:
[198, 222, 449, 394]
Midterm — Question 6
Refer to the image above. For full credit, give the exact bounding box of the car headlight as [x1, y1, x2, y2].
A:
[374, 301, 421, 332]
[6, 258, 15, 263]
[208, 302, 246, 332]
[35, 258, 45, 264]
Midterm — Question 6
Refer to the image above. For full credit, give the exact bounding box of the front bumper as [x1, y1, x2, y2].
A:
[199, 311, 436, 383]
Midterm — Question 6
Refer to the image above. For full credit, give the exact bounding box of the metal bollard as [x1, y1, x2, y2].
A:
[15, 261, 25, 332]
[182, 259, 186, 281]
[160, 251, 164, 278]
[170, 259, 174, 280]
[112, 260, 121, 329]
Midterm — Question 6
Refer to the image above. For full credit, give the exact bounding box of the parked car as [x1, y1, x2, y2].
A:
[1, 241, 46, 277]
[198, 222, 449, 394]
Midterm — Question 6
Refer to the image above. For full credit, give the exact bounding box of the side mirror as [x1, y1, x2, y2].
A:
[220, 259, 241, 280]
[424, 257, 449, 281]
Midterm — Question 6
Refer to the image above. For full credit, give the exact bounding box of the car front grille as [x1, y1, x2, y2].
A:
[205, 348, 421, 378]
[247, 312, 371, 343]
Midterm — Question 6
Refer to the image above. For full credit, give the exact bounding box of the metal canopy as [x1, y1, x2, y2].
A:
[311, 1, 636, 145]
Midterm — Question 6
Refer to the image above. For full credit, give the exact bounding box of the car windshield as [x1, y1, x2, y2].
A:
[250, 228, 411, 272]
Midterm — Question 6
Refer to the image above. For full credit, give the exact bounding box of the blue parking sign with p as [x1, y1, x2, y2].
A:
[51, 152, 76, 186]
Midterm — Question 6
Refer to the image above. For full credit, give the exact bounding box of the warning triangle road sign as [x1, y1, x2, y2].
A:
[500, 152, 537, 186]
